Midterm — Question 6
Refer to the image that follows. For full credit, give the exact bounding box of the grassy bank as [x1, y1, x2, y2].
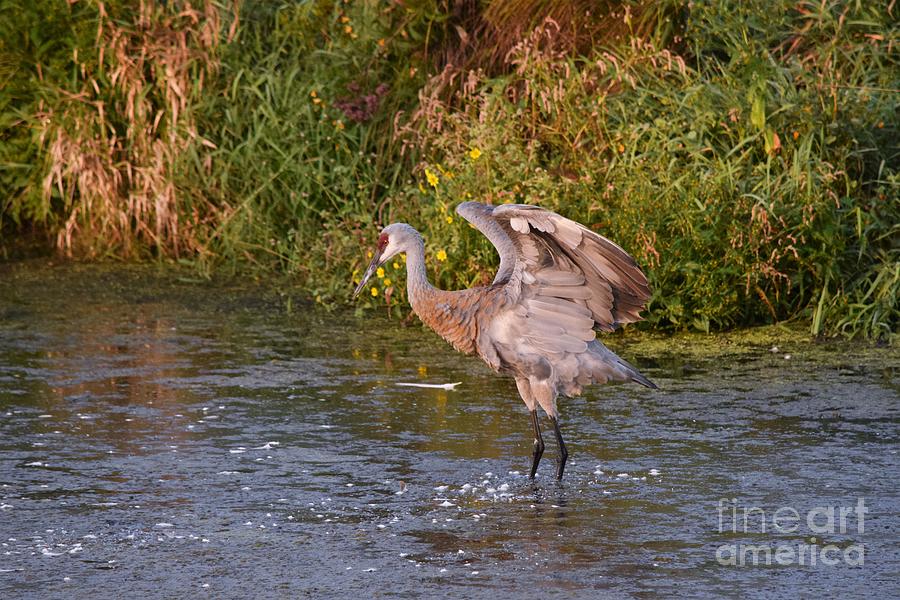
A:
[1, 1, 897, 340]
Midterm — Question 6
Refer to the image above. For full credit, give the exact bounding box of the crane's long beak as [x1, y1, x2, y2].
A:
[352, 251, 381, 299]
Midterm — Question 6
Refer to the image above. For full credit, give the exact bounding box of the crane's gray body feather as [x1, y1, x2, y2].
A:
[455, 202, 655, 417]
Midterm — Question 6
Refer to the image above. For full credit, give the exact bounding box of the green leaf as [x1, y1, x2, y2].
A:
[750, 93, 766, 131]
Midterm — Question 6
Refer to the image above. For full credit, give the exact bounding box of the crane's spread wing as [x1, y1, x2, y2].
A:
[456, 202, 651, 347]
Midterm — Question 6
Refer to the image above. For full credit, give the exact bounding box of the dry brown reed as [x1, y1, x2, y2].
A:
[40, 0, 237, 258]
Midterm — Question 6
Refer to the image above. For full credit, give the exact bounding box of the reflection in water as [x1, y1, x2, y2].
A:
[0, 263, 897, 598]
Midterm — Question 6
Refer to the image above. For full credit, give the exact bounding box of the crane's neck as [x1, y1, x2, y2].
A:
[402, 235, 436, 311]
[401, 234, 481, 357]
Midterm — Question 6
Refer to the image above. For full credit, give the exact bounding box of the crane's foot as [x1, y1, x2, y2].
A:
[550, 417, 568, 480]
[529, 409, 544, 479]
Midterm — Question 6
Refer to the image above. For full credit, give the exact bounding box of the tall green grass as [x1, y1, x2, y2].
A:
[1, 1, 897, 340]
[179, 0, 427, 296]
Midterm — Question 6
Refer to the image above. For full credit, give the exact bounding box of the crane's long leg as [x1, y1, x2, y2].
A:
[550, 417, 568, 480]
[529, 409, 545, 479]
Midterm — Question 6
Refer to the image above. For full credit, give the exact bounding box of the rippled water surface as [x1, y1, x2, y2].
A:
[1, 263, 897, 598]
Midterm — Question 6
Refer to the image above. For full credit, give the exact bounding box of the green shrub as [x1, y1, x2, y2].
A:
[377, 2, 898, 339]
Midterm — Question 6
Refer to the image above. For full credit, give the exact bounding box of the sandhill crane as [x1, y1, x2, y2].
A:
[353, 202, 657, 480]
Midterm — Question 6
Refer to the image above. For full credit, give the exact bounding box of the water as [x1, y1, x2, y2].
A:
[0, 263, 897, 598]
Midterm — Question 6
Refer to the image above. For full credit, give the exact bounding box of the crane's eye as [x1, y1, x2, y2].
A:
[377, 234, 389, 251]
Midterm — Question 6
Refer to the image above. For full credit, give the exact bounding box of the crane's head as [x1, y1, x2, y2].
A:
[352, 223, 419, 298]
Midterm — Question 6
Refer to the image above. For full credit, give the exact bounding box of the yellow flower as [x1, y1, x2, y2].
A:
[617, 143, 625, 153]
[344, 25, 353, 34]
[340, 15, 350, 23]
[377, 38, 386, 48]
[367, 250, 373, 259]
[376, 267, 385, 278]
[425, 167, 439, 188]
[469, 147, 482, 160]
[370, 286, 379, 297]
[383, 278, 392, 287]
[445, 216, 453, 224]
[436, 249, 448, 262]
[392, 261, 400, 270]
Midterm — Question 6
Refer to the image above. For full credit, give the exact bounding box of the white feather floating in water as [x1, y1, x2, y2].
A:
[396, 382, 462, 391]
